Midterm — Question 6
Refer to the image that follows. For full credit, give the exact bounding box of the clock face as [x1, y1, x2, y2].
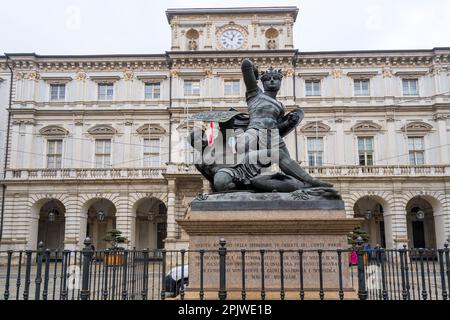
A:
[220, 29, 244, 49]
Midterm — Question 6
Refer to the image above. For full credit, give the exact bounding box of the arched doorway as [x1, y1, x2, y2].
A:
[85, 198, 117, 250]
[133, 198, 167, 250]
[353, 196, 386, 248]
[406, 196, 436, 249]
[36, 199, 66, 250]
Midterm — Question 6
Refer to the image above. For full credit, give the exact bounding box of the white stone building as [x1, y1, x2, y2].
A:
[0, 6, 449, 252]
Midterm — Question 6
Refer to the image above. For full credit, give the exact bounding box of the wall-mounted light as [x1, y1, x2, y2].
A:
[48, 208, 57, 223]
[365, 209, 372, 220]
[97, 209, 105, 221]
[416, 209, 425, 220]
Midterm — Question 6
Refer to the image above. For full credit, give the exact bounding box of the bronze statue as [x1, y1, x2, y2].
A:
[188, 58, 335, 197]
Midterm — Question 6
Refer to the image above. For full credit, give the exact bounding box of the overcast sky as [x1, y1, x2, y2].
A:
[1, 0, 449, 55]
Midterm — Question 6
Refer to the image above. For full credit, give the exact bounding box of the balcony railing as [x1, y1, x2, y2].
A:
[3, 165, 449, 181]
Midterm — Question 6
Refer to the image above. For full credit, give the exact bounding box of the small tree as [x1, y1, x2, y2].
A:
[347, 226, 369, 246]
[103, 229, 127, 250]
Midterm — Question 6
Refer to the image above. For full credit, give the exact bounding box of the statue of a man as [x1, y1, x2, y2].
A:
[239, 58, 332, 187]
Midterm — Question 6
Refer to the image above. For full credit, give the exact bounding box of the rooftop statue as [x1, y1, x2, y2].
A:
[188, 58, 339, 200]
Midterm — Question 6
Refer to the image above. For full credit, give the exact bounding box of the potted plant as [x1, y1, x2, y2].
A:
[103, 229, 128, 266]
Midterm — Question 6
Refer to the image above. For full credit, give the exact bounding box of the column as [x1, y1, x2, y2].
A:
[335, 118, 344, 165]
[385, 118, 397, 165]
[115, 192, 133, 249]
[63, 195, 80, 251]
[436, 116, 448, 164]
[166, 179, 177, 239]
[387, 189, 409, 249]
[23, 121, 35, 168]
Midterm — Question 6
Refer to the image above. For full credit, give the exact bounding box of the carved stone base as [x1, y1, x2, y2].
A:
[177, 195, 362, 299]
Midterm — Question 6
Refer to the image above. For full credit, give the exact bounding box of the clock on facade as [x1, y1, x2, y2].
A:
[220, 29, 244, 49]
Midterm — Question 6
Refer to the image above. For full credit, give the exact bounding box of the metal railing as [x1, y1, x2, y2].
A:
[0, 239, 449, 300]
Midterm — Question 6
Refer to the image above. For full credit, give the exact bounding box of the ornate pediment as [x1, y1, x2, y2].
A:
[39, 125, 69, 136]
[136, 124, 166, 136]
[87, 124, 117, 136]
[401, 121, 433, 134]
[300, 121, 330, 135]
[351, 121, 382, 133]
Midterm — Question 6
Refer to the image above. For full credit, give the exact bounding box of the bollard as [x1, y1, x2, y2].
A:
[218, 238, 227, 300]
[81, 238, 93, 300]
[356, 237, 367, 300]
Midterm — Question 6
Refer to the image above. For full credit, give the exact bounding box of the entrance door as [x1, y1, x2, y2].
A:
[412, 221, 426, 248]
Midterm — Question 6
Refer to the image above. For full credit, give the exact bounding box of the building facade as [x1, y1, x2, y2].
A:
[0, 7, 449, 252]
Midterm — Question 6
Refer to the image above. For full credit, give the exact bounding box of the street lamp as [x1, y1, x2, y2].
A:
[415, 209, 425, 220]
[48, 208, 57, 223]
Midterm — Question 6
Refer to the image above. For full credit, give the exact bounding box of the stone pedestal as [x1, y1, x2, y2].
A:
[177, 192, 362, 300]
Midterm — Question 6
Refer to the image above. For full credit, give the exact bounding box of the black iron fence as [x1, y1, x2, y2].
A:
[0, 238, 449, 300]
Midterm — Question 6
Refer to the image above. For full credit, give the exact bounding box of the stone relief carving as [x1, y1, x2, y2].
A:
[87, 125, 117, 135]
[39, 125, 69, 136]
[351, 121, 382, 133]
[400, 121, 433, 133]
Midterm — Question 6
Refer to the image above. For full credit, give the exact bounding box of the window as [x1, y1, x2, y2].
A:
[95, 139, 111, 168]
[224, 80, 240, 96]
[358, 137, 374, 166]
[47, 140, 62, 168]
[50, 84, 65, 101]
[307, 137, 323, 166]
[143, 138, 160, 167]
[354, 79, 370, 96]
[305, 80, 321, 96]
[184, 80, 200, 96]
[98, 83, 114, 100]
[402, 79, 419, 96]
[408, 137, 424, 165]
[145, 82, 161, 99]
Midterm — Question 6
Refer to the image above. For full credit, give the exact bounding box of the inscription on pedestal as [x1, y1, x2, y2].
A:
[188, 235, 351, 291]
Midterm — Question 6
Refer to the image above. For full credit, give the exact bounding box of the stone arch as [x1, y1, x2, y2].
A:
[397, 191, 445, 214]
[29, 193, 71, 218]
[400, 191, 446, 248]
[129, 192, 168, 208]
[131, 196, 168, 249]
[344, 190, 394, 216]
[28, 196, 67, 250]
[78, 193, 121, 214]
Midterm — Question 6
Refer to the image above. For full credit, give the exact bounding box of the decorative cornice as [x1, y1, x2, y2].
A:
[351, 120, 382, 133]
[401, 121, 433, 134]
[136, 74, 168, 82]
[41, 76, 73, 83]
[89, 75, 121, 82]
[297, 71, 329, 79]
[346, 71, 379, 78]
[300, 121, 331, 135]
[394, 70, 428, 77]
[39, 125, 69, 136]
[87, 124, 117, 135]
[136, 124, 166, 136]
